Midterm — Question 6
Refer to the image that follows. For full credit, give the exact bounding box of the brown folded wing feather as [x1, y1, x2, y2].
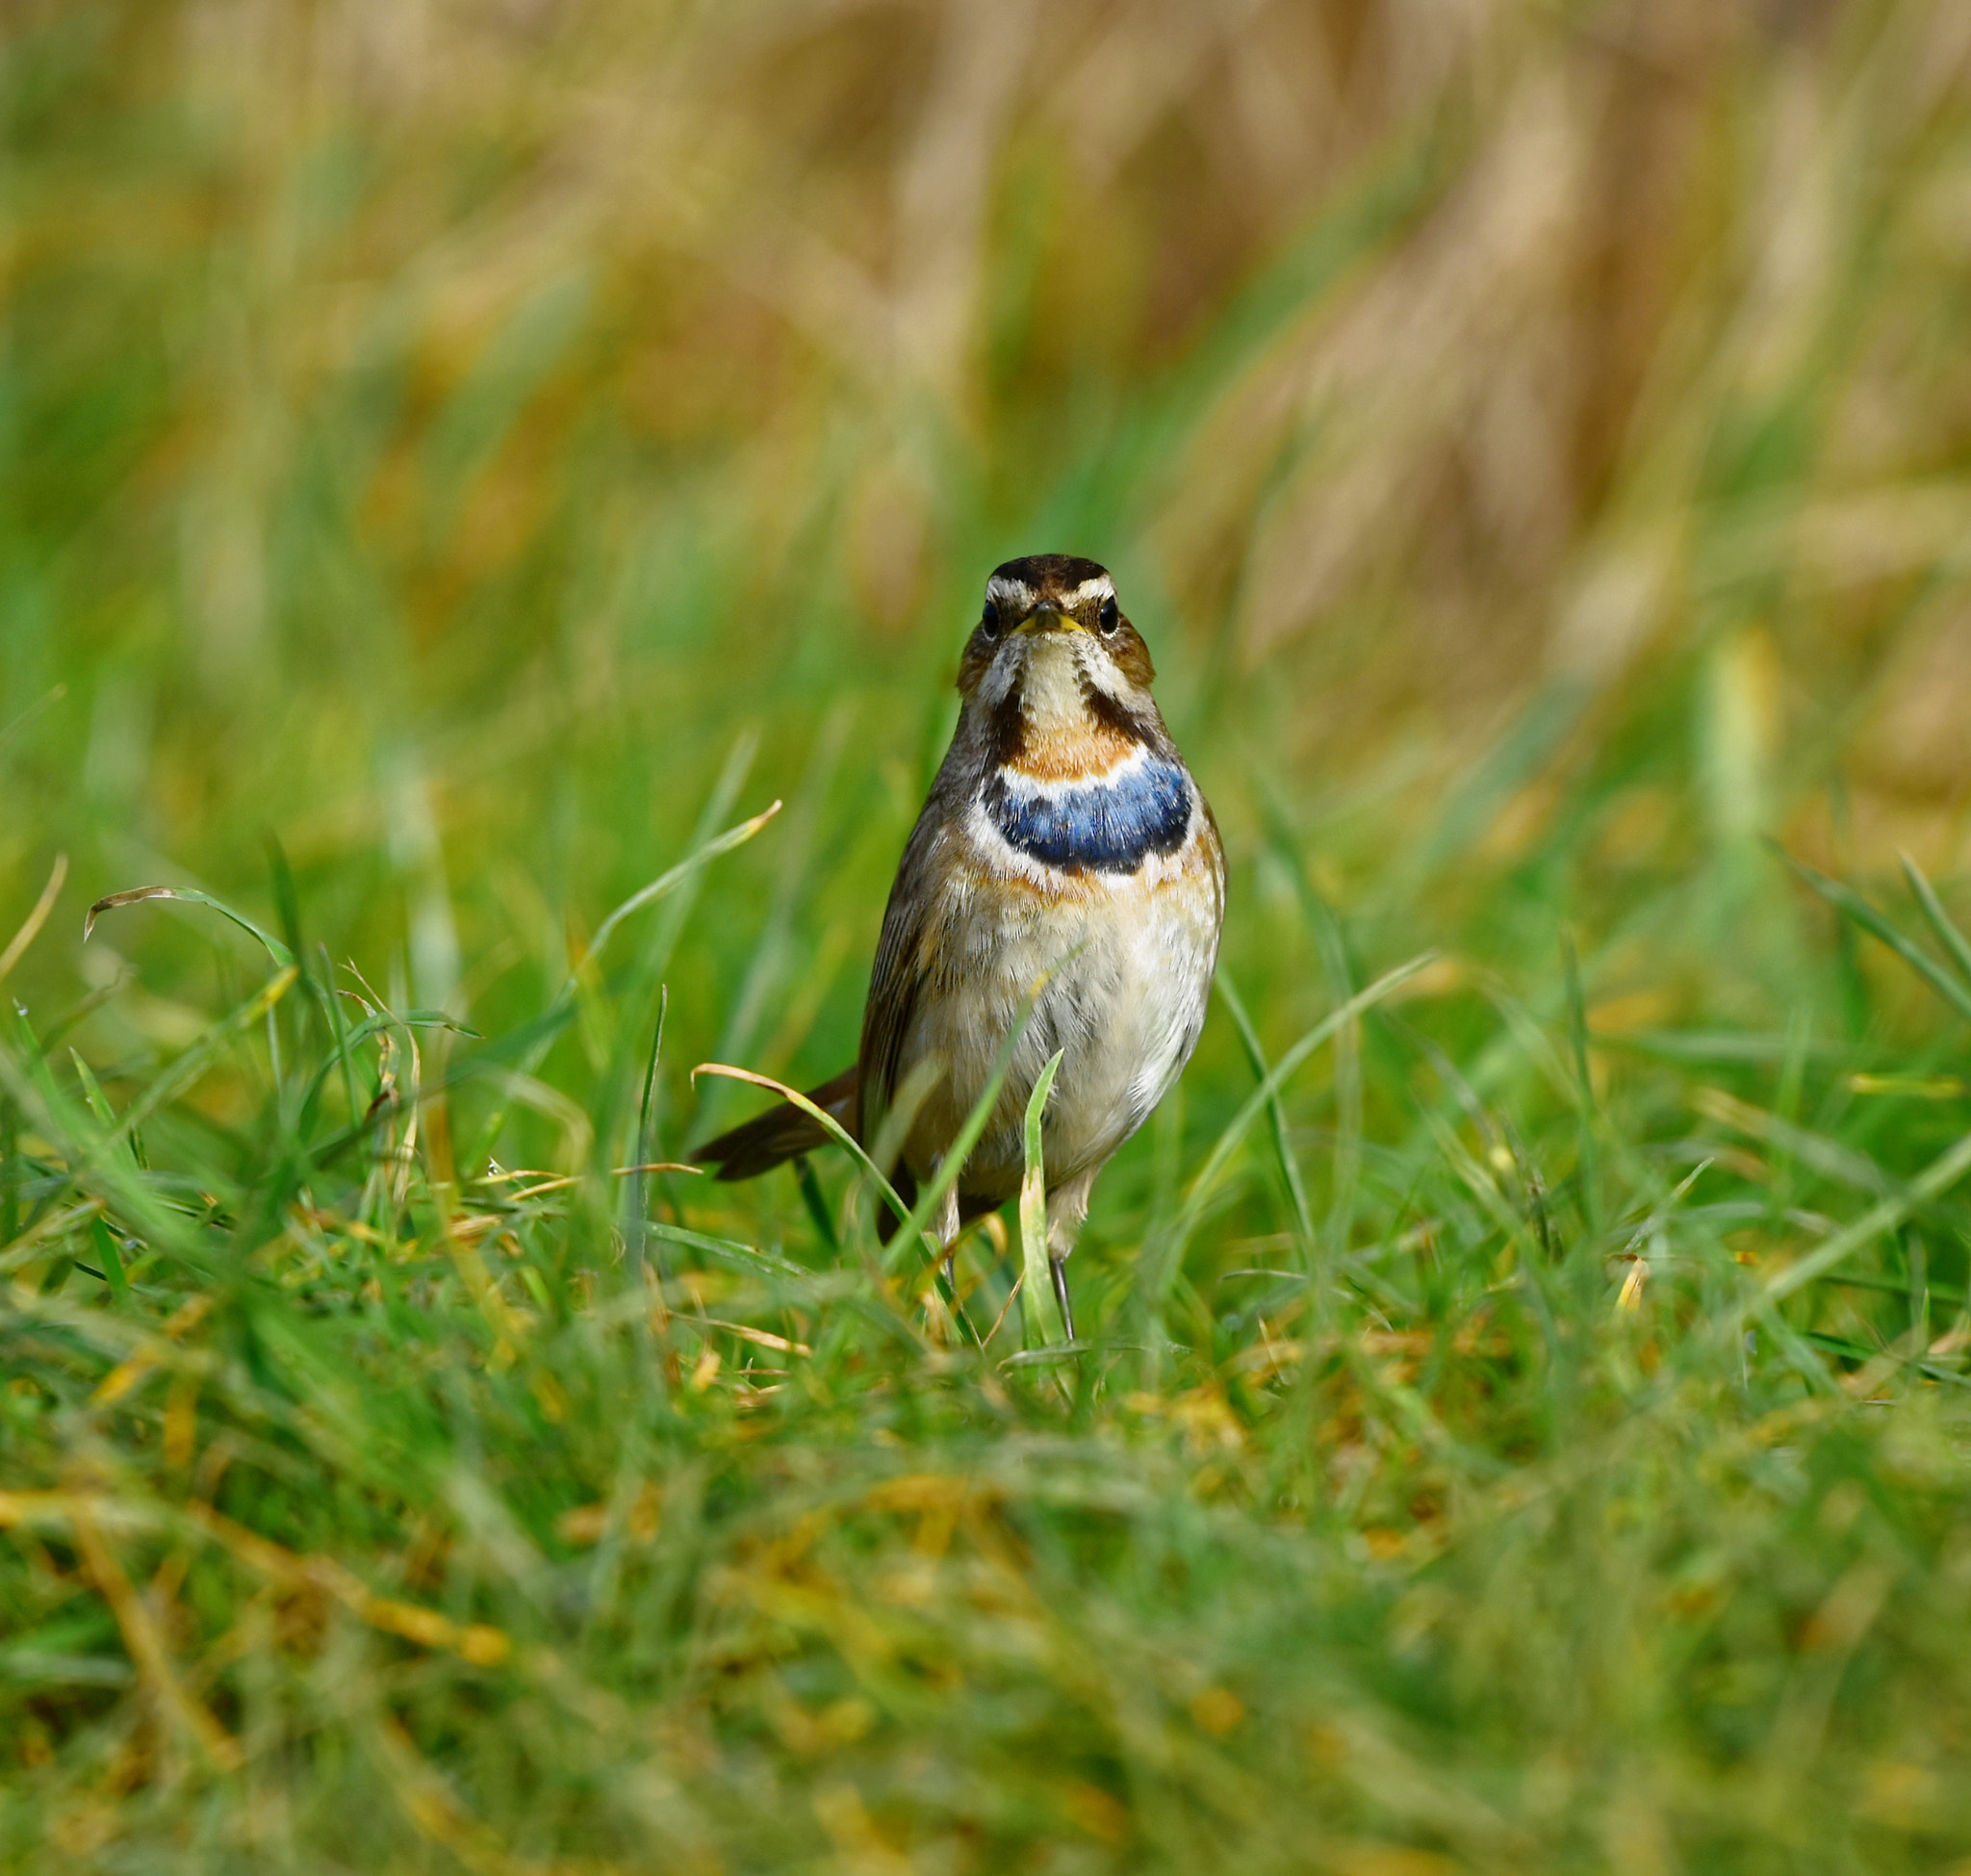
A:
[856, 806, 943, 1147]
[695, 801, 945, 1192]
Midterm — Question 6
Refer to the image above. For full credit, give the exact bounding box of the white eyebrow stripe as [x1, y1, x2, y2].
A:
[985, 572, 1115, 612]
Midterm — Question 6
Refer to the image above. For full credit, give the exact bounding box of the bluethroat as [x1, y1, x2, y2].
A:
[696, 554, 1225, 1339]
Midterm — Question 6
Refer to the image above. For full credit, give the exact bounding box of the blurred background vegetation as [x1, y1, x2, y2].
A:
[8, 2, 1971, 1869]
[9, 0, 1970, 1074]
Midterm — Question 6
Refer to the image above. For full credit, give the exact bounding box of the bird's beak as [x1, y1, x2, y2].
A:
[1012, 603, 1084, 636]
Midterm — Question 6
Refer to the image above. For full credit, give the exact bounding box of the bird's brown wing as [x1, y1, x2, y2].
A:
[856, 808, 946, 1146]
[696, 806, 944, 1189]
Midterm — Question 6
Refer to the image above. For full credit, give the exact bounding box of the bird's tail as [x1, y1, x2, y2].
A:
[694, 1066, 858, 1182]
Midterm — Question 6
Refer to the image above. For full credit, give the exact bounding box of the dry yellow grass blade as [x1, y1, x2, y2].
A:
[0, 853, 66, 988]
[0, 1490, 509, 1670]
[69, 1503, 243, 1773]
[91, 1295, 215, 1406]
[186, 1504, 512, 1667]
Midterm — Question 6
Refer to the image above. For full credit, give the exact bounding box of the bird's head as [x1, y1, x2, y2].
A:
[956, 555, 1157, 734]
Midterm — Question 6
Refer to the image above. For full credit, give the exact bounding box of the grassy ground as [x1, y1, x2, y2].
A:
[7, 3, 1971, 1870]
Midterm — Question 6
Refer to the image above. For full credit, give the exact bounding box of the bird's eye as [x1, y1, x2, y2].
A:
[980, 600, 1001, 639]
[1098, 597, 1120, 634]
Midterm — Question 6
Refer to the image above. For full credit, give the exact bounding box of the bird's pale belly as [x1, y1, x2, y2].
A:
[897, 852, 1220, 1200]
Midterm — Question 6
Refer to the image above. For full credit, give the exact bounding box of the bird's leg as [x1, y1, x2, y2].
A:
[1050, 1257, 1076, 1345]
[1044, 1169, 1096, 1344]
[930, 1175, 969, 1340]
[932, 1176, 960, 1267]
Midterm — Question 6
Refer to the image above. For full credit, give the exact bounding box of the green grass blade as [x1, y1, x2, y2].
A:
[1144, 953, 1435, 1308]
[882, 993, 1049, 1279]
[1019, 1049, 1066, 1350]
[627, 986, 670, 1279]
[1773, 845, 1971, 1028]
[69, 1047, 115, 1129]
[691, 1063, 919, 1250]
[577, 798, 782, 981]
[106, 968, 299, 1157]
[1562, 931, 1601, 1239]
[0, 1036, 214, 1278]
[1215, 972, 1317, 1260]
[793, 1157, 838, 1253]
[90, 1213, 128, 1301]
[697, 987, 1040, 1285]
[0, 682, 64, 758]
[319, 943, 362, 1135]
[472, 794, 781, 1167]
[1760, 1126, 1971, 1306]
[1900, 851, 1971, 991]
[84, 885, 294, 970]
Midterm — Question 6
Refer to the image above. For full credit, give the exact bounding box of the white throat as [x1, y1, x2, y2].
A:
[1016, 637, 1088, 732]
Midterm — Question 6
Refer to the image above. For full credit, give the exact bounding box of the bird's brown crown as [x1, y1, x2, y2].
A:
[984, 554, 1114, 623]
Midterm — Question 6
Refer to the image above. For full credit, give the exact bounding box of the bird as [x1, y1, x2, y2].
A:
[695, 554, 1224, 1340]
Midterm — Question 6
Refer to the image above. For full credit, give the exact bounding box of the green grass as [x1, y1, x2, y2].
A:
[7, 3, 1971, 1869]
[14, 788, 1971, 1875]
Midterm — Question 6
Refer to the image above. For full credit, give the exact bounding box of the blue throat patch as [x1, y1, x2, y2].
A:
[985, 758, 1192, 874]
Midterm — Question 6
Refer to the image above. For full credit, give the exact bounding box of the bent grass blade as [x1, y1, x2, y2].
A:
[696, 967, 1064, 1310]
[576, 799, 781, 984]
[1758, 1125, 1971, 1309]
[85, 884, 294, 971]
[1145, 953, 1437, 1308]
[0, 853, 67, 988]
[1774, 845, 1971, 1029]
[1900, 851, 1971, 994]
[1216, 971, 1316, 1266]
